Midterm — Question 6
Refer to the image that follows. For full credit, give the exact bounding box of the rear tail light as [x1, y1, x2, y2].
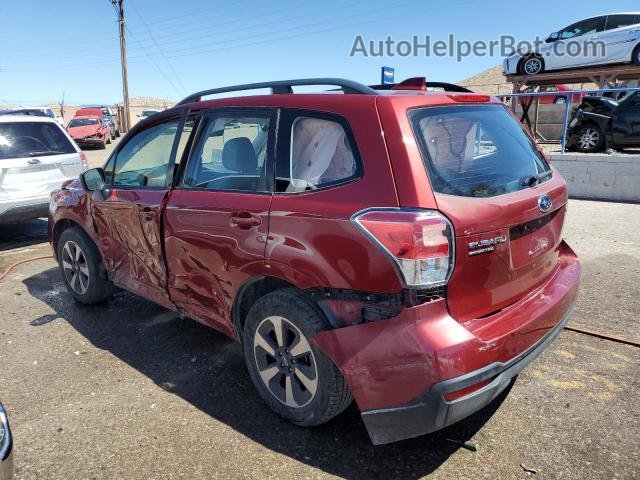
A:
[79, 151, 88, 169]
[352, 209, 455, 288]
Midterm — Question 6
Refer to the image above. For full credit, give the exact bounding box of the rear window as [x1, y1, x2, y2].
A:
[0, 121, 76, 159]
[410, 105, 550, 198]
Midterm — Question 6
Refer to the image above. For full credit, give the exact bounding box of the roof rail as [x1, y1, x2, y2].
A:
[176, 78, 378, 105]
[370, 81, 473, 93]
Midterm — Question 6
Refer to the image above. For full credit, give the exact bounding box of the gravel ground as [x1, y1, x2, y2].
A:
[0, 199, 638, 480]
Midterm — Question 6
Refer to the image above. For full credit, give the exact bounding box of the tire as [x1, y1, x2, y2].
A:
[57, 227, 112, 304]
[633, 44, 640, 66]
[520, 55, 544, 75]
[106, 135, 111, 145]
[115, 129, 120, 138]
[100, 139, 106, 149]
[575, 123, 605, 153]
[243, 289, 352, 427]
[554, 96, 567, 105]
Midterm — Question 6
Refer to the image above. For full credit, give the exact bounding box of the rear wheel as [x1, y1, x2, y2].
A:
[243, 289, 352, 426]
[57, 227, 112, 304]
[575, 124, 605, 153]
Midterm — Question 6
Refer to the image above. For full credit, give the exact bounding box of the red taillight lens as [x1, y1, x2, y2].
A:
[353, 209, 454, 287]
[79, 152, 88, 169]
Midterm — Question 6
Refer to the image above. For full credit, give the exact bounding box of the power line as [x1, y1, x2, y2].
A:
[130, 2, 188, 96]
[5, 0, 418, 66]
[0, 0, 269, 54]
[126, 26, 185, 97]
[1, 0, 350, 63]
[5, 0, 481, 74]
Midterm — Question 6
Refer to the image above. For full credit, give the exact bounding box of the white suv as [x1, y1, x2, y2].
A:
[504, 13, 640, 75]
[0, 115, 86, 223]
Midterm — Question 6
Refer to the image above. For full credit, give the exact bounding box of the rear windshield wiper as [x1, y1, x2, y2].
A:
[521, 170, 552, 187]
[25, 150, 66, 157]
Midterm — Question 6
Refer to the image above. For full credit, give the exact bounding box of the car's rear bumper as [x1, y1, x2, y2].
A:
[0, 196, 50, 223]
[360, 305, 572, 444]
[311, 241, 580, 444]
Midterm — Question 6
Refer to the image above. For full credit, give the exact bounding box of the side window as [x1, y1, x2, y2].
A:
[276, 115, 360, 193]
[605, 14, 637, 30]
[113, 117, 181, 188]
[183, 112, 270, 192]
[559, 17, 605, 39]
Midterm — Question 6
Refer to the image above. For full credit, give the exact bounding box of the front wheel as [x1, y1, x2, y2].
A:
[521, 56, 544, 75]
[575, 124, 605, 153]
[57, 227, 112, 304]
[243, 289, 352, 426]
[632, 44, 640, 65]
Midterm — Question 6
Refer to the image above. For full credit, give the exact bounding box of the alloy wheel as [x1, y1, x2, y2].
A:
[253, 316, 318, 408]
[524, 57, 542, 75]
[61, 240, 90, 295]
[577, 127, 600, 151]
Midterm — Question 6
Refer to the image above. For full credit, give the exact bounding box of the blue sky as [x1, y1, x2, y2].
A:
[1, 0, 638, 104]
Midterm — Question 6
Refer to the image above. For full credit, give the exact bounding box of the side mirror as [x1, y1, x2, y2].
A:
[80, 168, 106, 192]
[546, 32, 559, 43]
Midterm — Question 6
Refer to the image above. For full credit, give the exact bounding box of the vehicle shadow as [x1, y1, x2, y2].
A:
[23, 267, 511, 480]
[0, 218, 49, 251]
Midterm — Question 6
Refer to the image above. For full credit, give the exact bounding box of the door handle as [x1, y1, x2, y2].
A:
[230, 212, 261, 229]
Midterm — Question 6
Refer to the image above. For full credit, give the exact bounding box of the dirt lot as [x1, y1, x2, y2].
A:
[0, 195, 638, 479]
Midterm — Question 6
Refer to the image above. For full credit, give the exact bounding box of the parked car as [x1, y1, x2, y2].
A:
[522, 84, 585, 104]
[0, 403, 12, 480]
[504, 13, 640, 75]
[0, 107, 63, 126]
[0, 108, 48, 118]
[566, 90, 640, 152]
[83, 106, 120, 137]
[73, 108, 115, 141]
[136, 109, 161, 120]
[0, 115, 86, 223]
[66, 116, 111, 149]
[49, 78, 580, 445]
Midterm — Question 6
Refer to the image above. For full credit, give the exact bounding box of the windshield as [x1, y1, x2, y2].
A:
[0, 121, 76, 159]
[410, 104, 551, 198]
[68, 118, 99, 127]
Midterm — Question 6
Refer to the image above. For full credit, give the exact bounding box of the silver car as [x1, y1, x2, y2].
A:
[0, 115, 86, 223]
[0, 403, 12, 480]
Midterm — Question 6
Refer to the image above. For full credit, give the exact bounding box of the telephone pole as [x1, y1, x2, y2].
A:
[111, 0, 130, 131]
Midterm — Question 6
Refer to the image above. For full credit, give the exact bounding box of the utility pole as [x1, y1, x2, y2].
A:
[58, 91, 65, 122]
[111, 0, 130, 131]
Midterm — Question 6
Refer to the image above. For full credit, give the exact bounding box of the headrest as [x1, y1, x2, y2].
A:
[222, 137, 257, 173]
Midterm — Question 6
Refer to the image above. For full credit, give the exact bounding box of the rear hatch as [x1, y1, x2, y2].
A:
[409, 103, 567, 322]
[0, 120, 83, 201]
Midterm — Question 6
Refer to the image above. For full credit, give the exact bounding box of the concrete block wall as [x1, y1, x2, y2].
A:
[550, 152, 640, 202]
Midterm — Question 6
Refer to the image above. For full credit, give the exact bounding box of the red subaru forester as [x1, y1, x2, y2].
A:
[49, 78, 580, 444]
